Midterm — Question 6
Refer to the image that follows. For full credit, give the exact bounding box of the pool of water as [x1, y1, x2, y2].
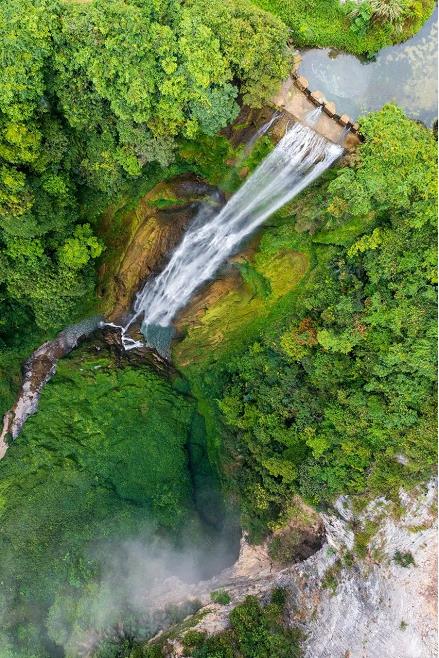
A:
[298, 6, 438, 126]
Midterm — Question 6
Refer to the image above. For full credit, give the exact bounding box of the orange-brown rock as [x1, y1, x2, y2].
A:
[97, 176, 216, 322]
[296, 75, 308, 90]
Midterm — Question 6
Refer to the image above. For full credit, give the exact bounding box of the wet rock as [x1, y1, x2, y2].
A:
[0, 316, 104, 458]
[339, 113, 351, 126]
[310, 90, 326, 104]
[171, 178, 216, 198]
[101, 324, 174, 375]
[292, 52, 302, 69]
[296, 75, 309, 90]
[98, 175, 220, 323]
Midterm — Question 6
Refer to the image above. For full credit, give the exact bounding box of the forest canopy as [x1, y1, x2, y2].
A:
[0, 0, 290, 338]
[0, 0, 437, 654]
[219, 105, 437, 536]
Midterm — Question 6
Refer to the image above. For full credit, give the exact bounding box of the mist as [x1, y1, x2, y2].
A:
[45, 525, 240, 658]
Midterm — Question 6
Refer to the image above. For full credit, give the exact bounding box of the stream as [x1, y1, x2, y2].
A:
[298, 5, 438, 126]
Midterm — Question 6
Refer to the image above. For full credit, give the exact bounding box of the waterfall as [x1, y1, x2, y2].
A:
[122, 111, 343, 355]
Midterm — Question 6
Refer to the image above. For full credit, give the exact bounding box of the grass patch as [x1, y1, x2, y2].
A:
[354, 520, 380, 558]
[250, 0, 436, 56]
[393, 550, 416, 567]
[211, 589, 232, 605]
[322, 560, 342, 593]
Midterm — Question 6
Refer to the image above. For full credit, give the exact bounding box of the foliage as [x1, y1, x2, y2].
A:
[369, 0, 408, 25]
[268, 529, 302, 564]
[210, 590, 232, 605]
[128, 591, 300, 657]
[0, 0, 290, 339]
[353, 520, 379, 558]
[393, 550, 415, 567]
[348, 2, 373, 37]
[180, 591, 301, 658]
[217, 106, 437, 534]
[321, 561, 342, 593]
[250, 0, 435, 55]
[0, 348, 206, 657]
[186, 0, 290, 108]
[238, 261, 272, 299]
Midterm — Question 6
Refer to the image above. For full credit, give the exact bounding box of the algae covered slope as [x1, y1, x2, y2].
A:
[0, 345, 234, 657]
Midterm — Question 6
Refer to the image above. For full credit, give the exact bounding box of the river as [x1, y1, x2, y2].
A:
[298, 6, 438, 126]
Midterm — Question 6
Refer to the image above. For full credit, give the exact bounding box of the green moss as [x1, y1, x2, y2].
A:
[148, 196, 182, 209]
[312, 215, 376, 246]
[238, 261, 272, 299]
[268, 530, 302, 565]
[0, 347, 207, 656]
[174, 219, 312, 369]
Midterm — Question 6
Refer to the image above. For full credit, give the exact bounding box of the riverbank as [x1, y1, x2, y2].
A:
[298, 4, 438, 126]
[252, 0, 436, 56]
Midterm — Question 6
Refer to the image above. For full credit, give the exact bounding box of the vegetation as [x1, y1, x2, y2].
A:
[250, 0, 435, 55]
[0, 0, 290, 341]
[177, 590, 301, 658]
[393, 550, 416, 567]
[210, 590, 232, 605]
[125, 590, 301, 657]
[353, 520, 380, 558]
[0, 0, 436, 653]
[0, 346, 224, 658]
[321, 561, 342, 593]
[176, 105, 437, 538]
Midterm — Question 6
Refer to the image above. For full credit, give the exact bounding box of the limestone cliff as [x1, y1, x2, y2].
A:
[144, 482, 437, 658]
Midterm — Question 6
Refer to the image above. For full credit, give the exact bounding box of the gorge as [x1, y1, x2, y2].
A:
[0, 1, 436, 657]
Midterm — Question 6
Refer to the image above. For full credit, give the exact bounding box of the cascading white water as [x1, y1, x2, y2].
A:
[122, 110, 343, 355]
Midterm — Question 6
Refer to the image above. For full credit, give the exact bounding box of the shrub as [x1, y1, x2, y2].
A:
[211, 590, 232, 605]
[370, 0, 406, 24]
[393, 551, 415, 567]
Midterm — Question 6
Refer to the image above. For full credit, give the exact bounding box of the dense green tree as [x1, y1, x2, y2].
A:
[0, 0, 291, 339]
[219, 106, 437, 534]
[0, 352, 198, 657]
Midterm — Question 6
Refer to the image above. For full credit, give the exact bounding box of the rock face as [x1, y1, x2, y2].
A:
[97, 176, 217, 322]
[0, 316, 104, 458]
[301, 482, 438, 658]
[145, 482, 437, 658]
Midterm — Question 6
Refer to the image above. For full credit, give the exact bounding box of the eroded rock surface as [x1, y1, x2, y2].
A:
[146, 482, 437, 658]
[97, 176, 217, 322]
[0, 316, 104, 459]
